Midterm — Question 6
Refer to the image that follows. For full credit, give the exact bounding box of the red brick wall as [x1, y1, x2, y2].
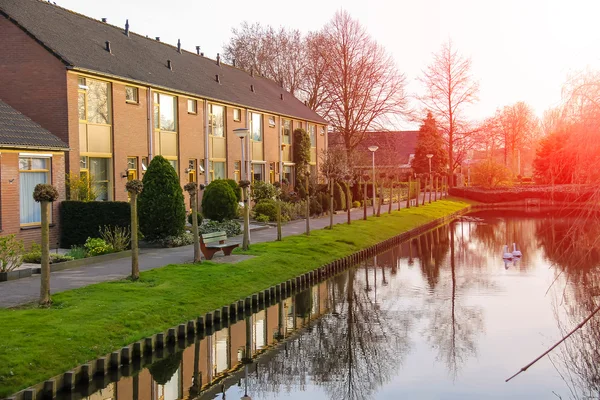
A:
[0, 152, 65, 249]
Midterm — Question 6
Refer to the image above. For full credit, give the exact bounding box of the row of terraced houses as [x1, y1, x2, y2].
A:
[0, 0, 328, 246]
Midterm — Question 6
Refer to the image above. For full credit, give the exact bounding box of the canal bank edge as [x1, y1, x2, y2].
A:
[1, 200, 471, 399]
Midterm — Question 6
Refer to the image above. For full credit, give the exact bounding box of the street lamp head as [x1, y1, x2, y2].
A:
[368, 145, 379, 152]
[234, 128, 249, 139]
[426, 154, 433, 159]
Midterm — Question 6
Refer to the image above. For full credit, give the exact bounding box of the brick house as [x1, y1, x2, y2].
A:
[0, 99, 68, 248]
[0, 0, 327, 211]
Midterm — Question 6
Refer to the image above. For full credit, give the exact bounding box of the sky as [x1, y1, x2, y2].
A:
[55, 0, 600, 129]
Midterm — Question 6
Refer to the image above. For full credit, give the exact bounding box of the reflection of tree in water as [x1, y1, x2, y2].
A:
[251, 268, 413, 400]
[148, 351, 182, 385]
[421, 223, 486, 379]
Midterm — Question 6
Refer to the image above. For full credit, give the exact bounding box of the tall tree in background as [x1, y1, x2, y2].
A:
[419, 40, 479, 185]
[496, 102, 539, 175]
[412, 112, 448, 175]
[318, 11, 408, 156]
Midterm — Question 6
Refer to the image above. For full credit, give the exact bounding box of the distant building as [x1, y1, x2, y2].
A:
[328, 131, 418, 173]
[0, 100, 68, 247]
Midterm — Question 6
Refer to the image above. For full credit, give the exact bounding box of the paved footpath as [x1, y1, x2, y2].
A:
[1, 194, 436, 308]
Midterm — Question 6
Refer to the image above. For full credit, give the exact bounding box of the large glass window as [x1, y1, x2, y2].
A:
[78, 77, 111, 124]
[19, 157, 50, 225]
[167, 159, 178, 174]
[153, 92, 177, 131]
[252, 163, 264, 182]
[125, 86, 139, 104]
[283, 165, 294, 186]
[89, 157, 110, 201]
[282, 119, 291, 145]
[209, 104, 225, 137]
[127, 157, 137, 180]
[209, 161, 226, 180]
[308, 124, 316, 147]
[250, 113, 263, 141]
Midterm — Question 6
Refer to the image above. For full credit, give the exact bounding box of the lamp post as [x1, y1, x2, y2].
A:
[368, 146, 379, 216]
[234, 128, 250, 250]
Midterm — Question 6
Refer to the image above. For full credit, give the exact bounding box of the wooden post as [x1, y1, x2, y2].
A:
[363, 177, 368, 220]
[305, 174, 310, 235]
[276, 201, 282, 241]
[242, 186, 250, 250]
[422, 177, 427, 206]
[131, 192, 141, 274]
[376, 181, 381, 217]
[428, 177, 432, 204]
[346, 182, 351, 225]
[40, 201, 51, 305]
[388, 178, 393, 214]
[329, 178, 334, 229]
[406, 176, 411, 209]
[434, 177, 438, 201]
[190, 193, 200, 262]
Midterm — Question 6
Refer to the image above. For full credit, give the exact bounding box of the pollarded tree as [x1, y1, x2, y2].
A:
[412, 112, 448, 175]
[138, 155, 186, 240]
[201, 180, 238, 222]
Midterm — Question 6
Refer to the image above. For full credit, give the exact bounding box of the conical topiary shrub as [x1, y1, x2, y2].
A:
[138, 155, 186, 240]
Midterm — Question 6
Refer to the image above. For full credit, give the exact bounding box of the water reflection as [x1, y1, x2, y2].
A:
[65, 210, 600, 400]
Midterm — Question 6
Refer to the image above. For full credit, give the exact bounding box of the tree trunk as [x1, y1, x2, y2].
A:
[416, 179, 420, 208]
[39, 201, 51, 306]
[363, 180, 368, 220]
[422, 178, 427, 206]
[406, 176, 411, 209]
[242, 186, 250, 250]
[276, 201, 282, 241]
[428, 177, 432, 204]
[376, 182, 381, 217]
[131, 192, 142, 278]
[388, 180, 392, 214]
[346, 183, 351, 225]
[190, 193, 200, 263]
[329, 179, 334, 229]
[434, 177, 438, 201]
[372, 180, 377, 216]
[305, 175, 310, 235]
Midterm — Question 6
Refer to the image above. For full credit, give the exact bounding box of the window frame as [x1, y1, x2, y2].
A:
[187, 99, 198, 115]
[127, 156, 138, 180]
[125, 86, 139, 104]
[233, 160, 241, 182]
[208, 103, 225, 137]
[250, 112, 263, 142]
[282, 119, 292, 145]
[78, 76, 112, 125]
[153, 92, 178, 132]
[19, 156, 51, 226]
[268, 116, 276, 128]
[233, 108, 241, 122]
[188, 158, 197, 183]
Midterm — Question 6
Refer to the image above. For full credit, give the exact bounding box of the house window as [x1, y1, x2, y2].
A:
[308, 124, 316, 147]
[250, 113, 263, 141]
[127, 157, 137, 180]
[89, 157, 111, 201]
[268, 116, 275, 127]
[252, 163, 264, 182]
[188, 159, 196, 183]
[283, 165, 294, 186]
[167, 159, 178, 174]
[153, 92, 177, 131]
[310, 164, 317, 179]
[296, 121, 302, 130]
[209, 104, 225, 137]
[78, 77, 111, 124]
[209, 161, 226, 180]
[269, 162, 275, 183]
[233, 108, 241, 122]
[19, 157, 50, 225]
[282, 119, 291, 144]
[320, 126, 326, 136]
[234, 161, 241, 182]
[125, 86, 139, 104]
[187, 99, 197, 114]
[141, 157, 148, 174]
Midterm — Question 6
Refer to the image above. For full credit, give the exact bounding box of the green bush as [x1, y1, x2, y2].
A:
[310, 197, 322, 216]
[352, 200, 361, 208]
[60, 201, 130, 247]
[281, 200, 306, 221]
[151, 232, 194, 248]
[334, 182, 346, 211]
[22, 244, 74, 264]
[0, 234, 24, 273]
[187, 212, 203, 226]
[224, 179, 242, 202]
[253, 199, 278, 222]
[84, 237, 114, 257]
[293, 128, 311, 187]
[255, 214, 270, 223]
[201, 180, 238, 222]
[138, 155, 186, 240]
[318, 192, 330, 214]
[99, 225, 130, 252]
[251, 181, 277, 203]
[341, 182, 352, 208]
[199, 220, 242, 237]
[65, 246, 86, 260]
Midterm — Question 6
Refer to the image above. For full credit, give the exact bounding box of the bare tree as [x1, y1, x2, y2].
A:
[419, 40, 479, 185]
[495, 102, 539, 175]
[318, 11, 408, 156]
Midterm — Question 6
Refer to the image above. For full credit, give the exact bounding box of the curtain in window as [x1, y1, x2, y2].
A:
[20, 171, 47, 224]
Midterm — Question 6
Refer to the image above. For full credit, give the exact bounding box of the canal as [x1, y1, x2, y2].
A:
[55, 210, 600, 399]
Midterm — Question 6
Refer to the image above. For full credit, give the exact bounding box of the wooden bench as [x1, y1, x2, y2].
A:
[200, 231, 239, 260]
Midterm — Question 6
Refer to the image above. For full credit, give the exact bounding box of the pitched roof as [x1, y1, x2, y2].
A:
[0, 99, 68, 150]
[0, 0, 327, 125]
[329, 131, 419, 166]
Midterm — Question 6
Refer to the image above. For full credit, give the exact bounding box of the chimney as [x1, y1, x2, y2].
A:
[233, 59, 236, 67]
[167, 59, 172, 70]
[250, 84, 255, 93]
[250, 68, 254, 78]
[177, 39, 181, 53]
[216, 53, 221, 66]
[101, 17, 107, 23]
[304, 100, 307, 106]
[215, 74, 220, 83]
[105, 41, 111, 54]
[196, 46, 200, 55]
[200, 52, 204, 57]
[125, 19, 129, 36]
[280, 93, 284, 100]
[155, 37, 160, 41]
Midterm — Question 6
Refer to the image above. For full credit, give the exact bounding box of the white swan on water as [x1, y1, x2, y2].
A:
[503, 245, 513, 259]
[512, 243, 522, 257]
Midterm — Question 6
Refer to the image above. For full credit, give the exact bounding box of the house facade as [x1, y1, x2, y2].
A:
[0, 0, 327, 210]
[0, 99, 68, 247]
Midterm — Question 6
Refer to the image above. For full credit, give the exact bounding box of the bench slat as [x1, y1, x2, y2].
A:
[203, 237, 226, 244]
[202, 231, 226, 239]
[206, 243, 238, 249]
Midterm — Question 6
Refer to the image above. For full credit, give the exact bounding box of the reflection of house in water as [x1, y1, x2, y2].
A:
[87, 283, 329, 400]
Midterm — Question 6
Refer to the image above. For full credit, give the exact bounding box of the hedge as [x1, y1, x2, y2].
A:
[449, 185, 597, 203]
[60, 201, 130, 247]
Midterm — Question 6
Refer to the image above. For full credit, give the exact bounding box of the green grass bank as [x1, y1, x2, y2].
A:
[0, 199, 469, 397]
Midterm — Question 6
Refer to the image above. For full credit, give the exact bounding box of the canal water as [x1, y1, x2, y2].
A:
[59, 210, 600, 399]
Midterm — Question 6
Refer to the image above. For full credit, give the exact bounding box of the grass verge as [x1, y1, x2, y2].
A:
[0, 199, 469, 396]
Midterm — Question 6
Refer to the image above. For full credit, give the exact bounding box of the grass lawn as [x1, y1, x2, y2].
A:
[0, 199, 469, 397]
